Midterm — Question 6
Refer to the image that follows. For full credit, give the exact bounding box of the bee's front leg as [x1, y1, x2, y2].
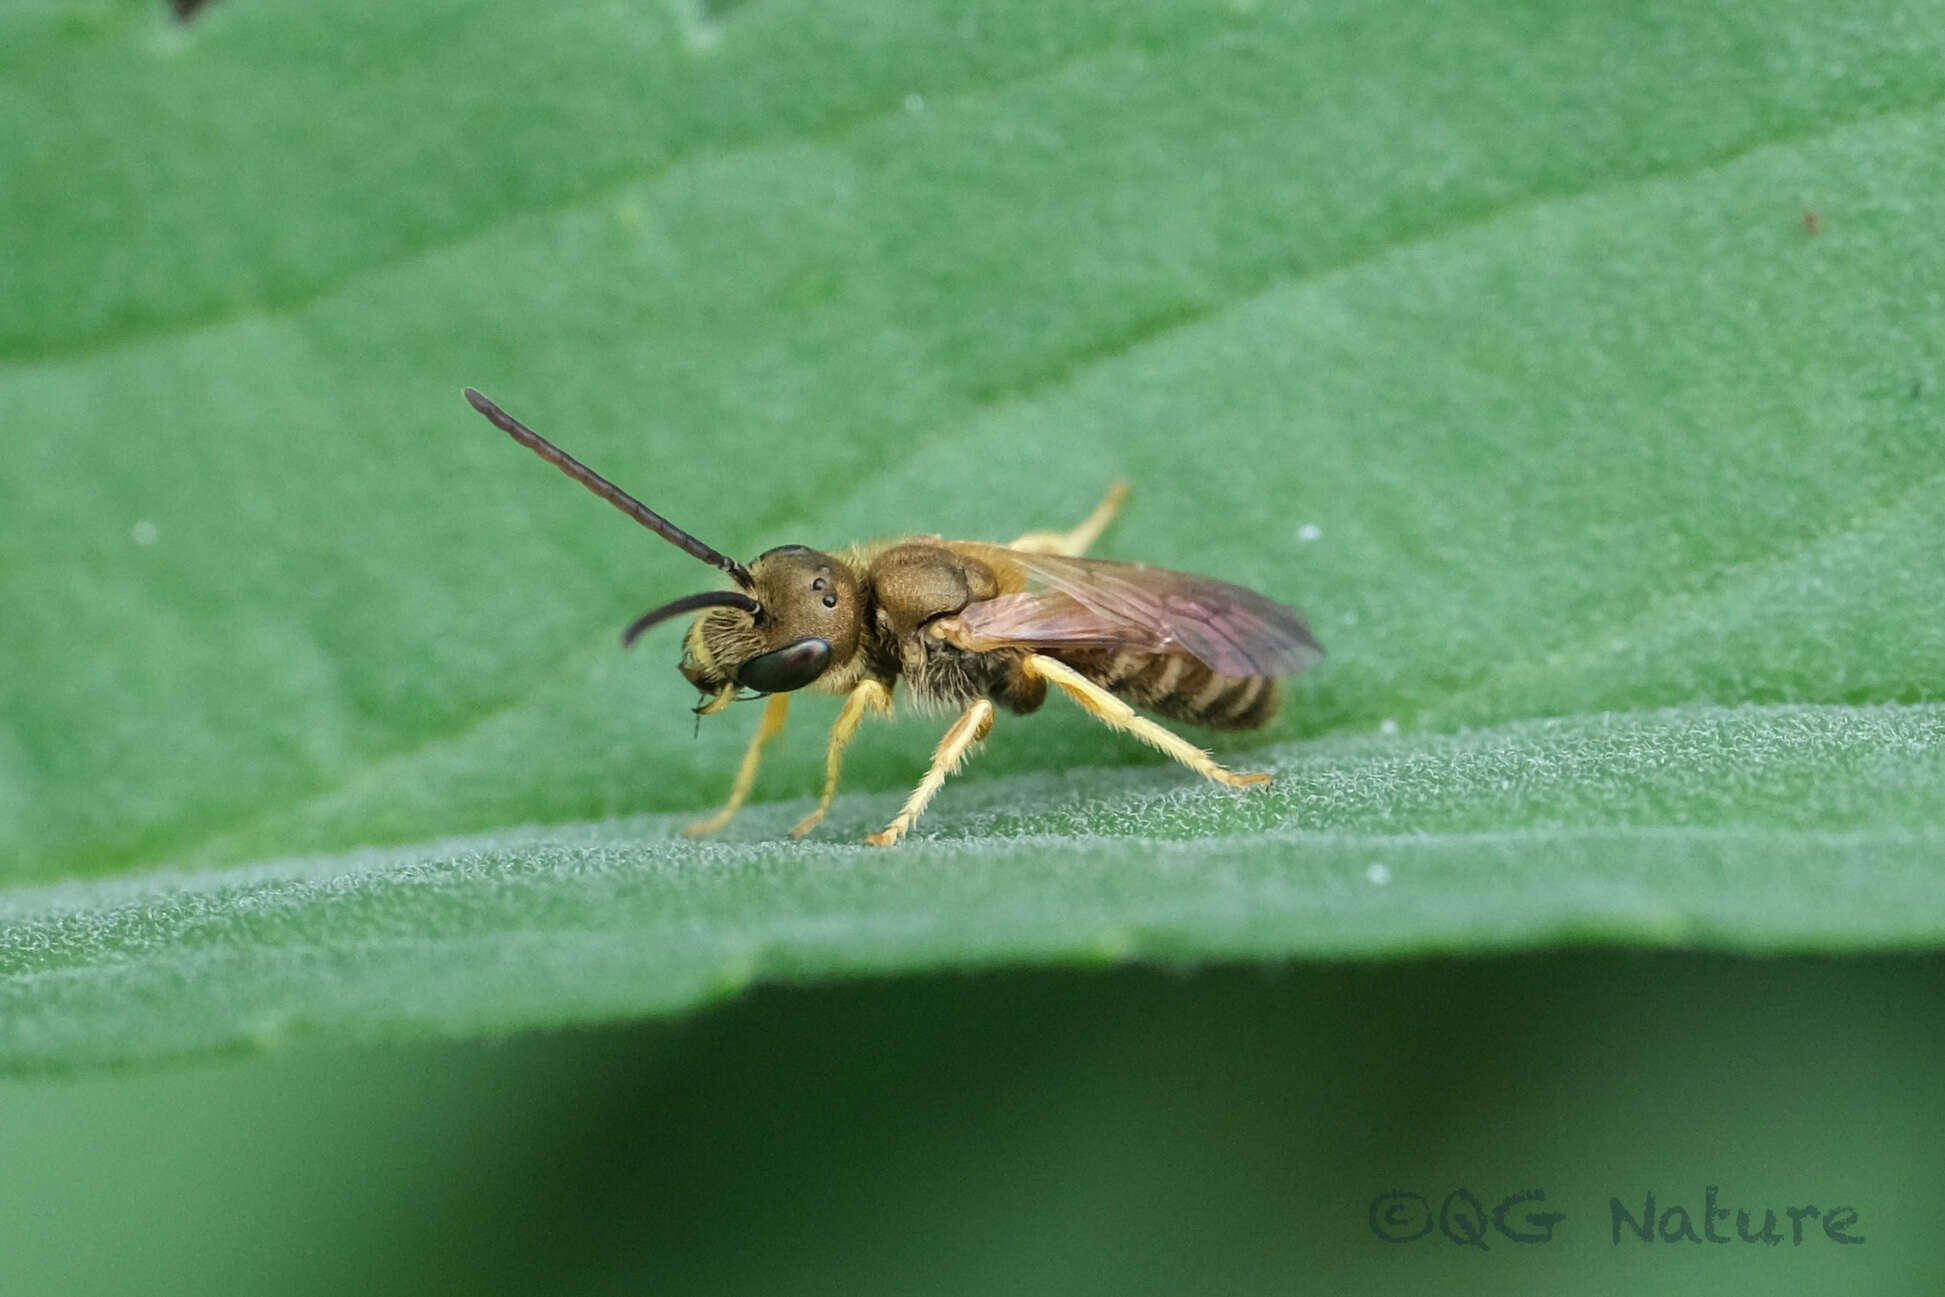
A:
[865, 699, 995, 846]
[685, 692, 791, 838]
[789, 679, 894, 839]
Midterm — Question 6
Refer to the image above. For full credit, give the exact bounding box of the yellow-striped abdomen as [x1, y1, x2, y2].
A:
[1062, 648, 1279, 731]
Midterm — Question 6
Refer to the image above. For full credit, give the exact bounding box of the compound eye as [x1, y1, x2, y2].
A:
[736, 637, 832, 694]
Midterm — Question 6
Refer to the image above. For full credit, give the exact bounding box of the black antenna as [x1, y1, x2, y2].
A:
[464, 389, 755, 590]
[621, 591, 763, 648]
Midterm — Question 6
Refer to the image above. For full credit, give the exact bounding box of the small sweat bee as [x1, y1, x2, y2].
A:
[465, 389, 1324, 846]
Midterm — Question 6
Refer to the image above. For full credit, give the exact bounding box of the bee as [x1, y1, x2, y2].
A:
[465, 390, 1324, 846]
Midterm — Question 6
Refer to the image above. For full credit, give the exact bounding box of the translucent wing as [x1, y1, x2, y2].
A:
[951, 545, 1325, 678]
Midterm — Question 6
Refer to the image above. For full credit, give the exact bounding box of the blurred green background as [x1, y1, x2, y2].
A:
[5, 954, 1941, 1294]
[5, 0, 1944, 1290]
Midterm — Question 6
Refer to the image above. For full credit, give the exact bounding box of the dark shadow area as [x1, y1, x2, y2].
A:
[1, 952, 1937, 1295]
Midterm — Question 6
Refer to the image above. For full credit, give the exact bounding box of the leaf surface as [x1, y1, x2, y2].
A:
[3, 0, 1943, 1068]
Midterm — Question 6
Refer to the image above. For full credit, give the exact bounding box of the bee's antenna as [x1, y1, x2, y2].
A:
[464, 389, 756, 590]
[621, 590, 763, 648]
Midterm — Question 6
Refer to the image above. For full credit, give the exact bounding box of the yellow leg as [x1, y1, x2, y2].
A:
[685, 692, 791, 837]
[865, 699, 996, 846]
[1023, 654, 1270, 788]
[789, 679, 895, 838]
[1007, 482, 1129, 556]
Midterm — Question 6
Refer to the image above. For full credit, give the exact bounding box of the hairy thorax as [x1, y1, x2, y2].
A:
[851, 541, 1046, 716]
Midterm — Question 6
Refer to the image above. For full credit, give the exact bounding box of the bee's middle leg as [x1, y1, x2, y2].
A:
[865, 699, 996, 846]
[789, 679, 894, 839]
[1006, 482, 1128, 557]
[685, 692, 791, 838]
[1022, 654, 1271, 788]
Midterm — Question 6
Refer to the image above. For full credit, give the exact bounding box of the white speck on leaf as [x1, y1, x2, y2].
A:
[1296, 522, 1323, 542]
[903, 93, 925, 113]
[1366, 863, 1392, 885]
[131, 520, 159, 546]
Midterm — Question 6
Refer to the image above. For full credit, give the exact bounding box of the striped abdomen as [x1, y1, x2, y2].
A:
[1063, 648, 1280, 731]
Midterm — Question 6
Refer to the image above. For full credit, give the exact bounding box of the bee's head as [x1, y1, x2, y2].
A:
[643, 546, 862, 714]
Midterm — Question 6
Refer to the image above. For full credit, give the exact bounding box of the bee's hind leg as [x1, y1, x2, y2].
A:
[865, 699, 996, 846]
[1006, 482, 1128, 557]
[790, 679, 894, 839]
[1022, 654, 1271, 789]
[685, 692, 791, 837]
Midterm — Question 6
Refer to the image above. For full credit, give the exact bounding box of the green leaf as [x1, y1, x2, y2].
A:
[4, 0, 1944, 1069]
[6, 704, 1945, 1071]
